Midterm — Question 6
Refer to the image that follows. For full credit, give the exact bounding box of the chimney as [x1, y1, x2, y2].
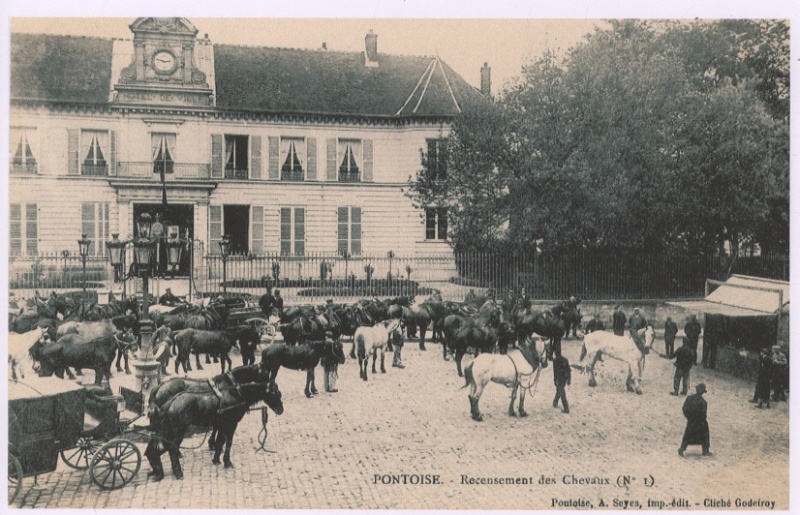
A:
[365, 30, 378, 68]
[480, 62, 491, 97]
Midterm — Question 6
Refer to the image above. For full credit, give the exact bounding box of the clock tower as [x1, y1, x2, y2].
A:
[115, 17, 213, 108]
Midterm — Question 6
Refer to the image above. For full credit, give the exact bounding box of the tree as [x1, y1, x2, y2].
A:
[408, 19, 789, 256]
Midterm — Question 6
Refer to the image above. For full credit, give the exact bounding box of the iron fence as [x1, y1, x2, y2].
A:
[8, 252, 112, 298]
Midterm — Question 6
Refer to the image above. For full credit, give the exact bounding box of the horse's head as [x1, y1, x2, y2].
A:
[261, 381, 284, 415]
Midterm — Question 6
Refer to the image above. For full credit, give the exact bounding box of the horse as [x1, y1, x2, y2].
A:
[56, 315, 135, 340]
[8, 327, 49, 381]
[578, 326, 656, 395]
[463, 336, 548, 421]
[339, 305, 374, 358]
[145, 380, 283, 479]
[512, 308, 565, 362]
[445, 304, 505, 377]
[559, 305, 582, 339]
[229, 324, 262, 366]
[37, 330, 136, 385]
[279, 305, 342, 345]
[354, 318, 403, 381]
[171, 328, 237, 374]
[80, 297, 138, 321]
[260, 339, 346, 398]
[395, 304, 432, 351]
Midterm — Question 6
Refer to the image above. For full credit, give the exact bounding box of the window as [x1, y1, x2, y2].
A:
[338, 207, 362, 256]
[425, 207, 448, 240]
[152, 133, 176, 175]
[10, 127, 37, 173]
[82, 130, 109, 176]
[426, 138, 448, 181]
[280, 207, 305, 256]
[10, 203, 37, 256]
[338, 139, 362, 182]
[280, 137, 305, 181]
[224, 135, 249, 179]
[81, 203, 110, 256]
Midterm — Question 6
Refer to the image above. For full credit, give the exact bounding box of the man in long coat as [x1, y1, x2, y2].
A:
[679, 383, 712, 457]
[612, 305, 627, 336]
[663, 316, 678, 358]
[684, 314, 702, 365]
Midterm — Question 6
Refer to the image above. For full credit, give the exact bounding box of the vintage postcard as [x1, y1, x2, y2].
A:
[3, 1, 795, 511]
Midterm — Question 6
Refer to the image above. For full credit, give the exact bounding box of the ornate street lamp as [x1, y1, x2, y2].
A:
[219, 234, 231, 296]
[166, 236, 184, 272]
[77, 234, 91, 309]
[106, 233, 127, 299]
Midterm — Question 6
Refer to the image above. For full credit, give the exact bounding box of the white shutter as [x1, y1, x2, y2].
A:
[251, 206, 264, 255]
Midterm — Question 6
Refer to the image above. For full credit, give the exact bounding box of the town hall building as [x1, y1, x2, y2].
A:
[9, 17, 489, 279]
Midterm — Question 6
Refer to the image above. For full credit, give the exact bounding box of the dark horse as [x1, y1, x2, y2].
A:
[36, 330, 136, 385]
[145, 379, 283, 479]
[261, 339, 346, 398]
[513, 308, 565, 362]
[171, 328, 238, 374]
[444, 304, 505, 377]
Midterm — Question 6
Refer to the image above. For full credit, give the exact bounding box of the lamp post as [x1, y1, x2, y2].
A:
[107, 213, 160, 414]
[77, 234, 91, 310]
[219, 235, 231, 296]
[106, 233, 127, 300]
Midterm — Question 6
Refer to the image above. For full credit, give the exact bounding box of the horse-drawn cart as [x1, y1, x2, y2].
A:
[224, 296, 278, 343]
[8, 377, 145, 504]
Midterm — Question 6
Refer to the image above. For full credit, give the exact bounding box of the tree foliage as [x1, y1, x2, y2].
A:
[407, 19, 789, 255]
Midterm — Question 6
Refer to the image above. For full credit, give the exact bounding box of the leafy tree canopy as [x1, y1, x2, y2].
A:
[408, 19, 789, 255]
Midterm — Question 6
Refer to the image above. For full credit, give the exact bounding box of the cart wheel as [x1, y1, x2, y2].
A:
[8, 453, 22, 505]
[61, 435, 102, 470]
[245, 317, 269, 331]
[89, 439, 141, 490]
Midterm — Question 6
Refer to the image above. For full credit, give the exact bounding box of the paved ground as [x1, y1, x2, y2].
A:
[11, 333, 789, 510]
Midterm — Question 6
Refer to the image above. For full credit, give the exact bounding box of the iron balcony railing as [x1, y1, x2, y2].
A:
[338, 170, 361, 182]
[224, 168, 249, 180]
[10, 162, 38, 174]
[118, 162, 211, 179]
[82, 164, 109, 176]
[281, 170, 305, 181]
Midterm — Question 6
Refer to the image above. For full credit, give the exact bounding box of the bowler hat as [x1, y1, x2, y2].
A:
[695, 383, 707, 394]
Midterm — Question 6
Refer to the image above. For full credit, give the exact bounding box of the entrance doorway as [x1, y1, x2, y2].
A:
[133, 204, 194, 276]
[224, 205, 250, 255]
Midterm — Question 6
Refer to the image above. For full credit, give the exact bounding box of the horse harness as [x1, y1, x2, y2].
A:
[207, 371, 246, 415]
[506, 346, 543, 395]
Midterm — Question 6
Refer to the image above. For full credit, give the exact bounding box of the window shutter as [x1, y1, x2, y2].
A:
[280, 207, 291, 255]
[268, 137, 280, 179]
[67, 129, 79, 174]
[337, 207, 348, 256]
[326, 139, 337, 181]
[81, 202, 96, 255]
[211, 134, 223, 178]
[10, 204, 21, 256]
[294, 208, 305, 256]
[363, 139, 373, 182]
[25, 204, 38, 256]
[109, 130, 117, 176]
[250, 135, 262, 179]
[251, 206, 264, 255]
[351, 207, 362, 255]
[306, 138, 317, 180]
[209, 205, 223, 255]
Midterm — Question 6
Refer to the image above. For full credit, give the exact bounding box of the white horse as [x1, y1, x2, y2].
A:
[354, 318, 403, 381]
[463, 336, 547, 421]
[9, 327, 49, 381]
[578, 326, 656, 395]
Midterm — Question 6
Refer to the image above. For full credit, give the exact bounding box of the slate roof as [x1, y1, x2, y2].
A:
[10, 32, 487, 117]
[10, 33, 114, 104]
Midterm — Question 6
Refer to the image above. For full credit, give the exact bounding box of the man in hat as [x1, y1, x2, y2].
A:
[671, 337, 694, 396]
[612, 305, 627, 337]
[584, 312, 605, 334]
[663, 316, 678, 358]
[679, 383, 712, 457]
[684, 314, 702, 365]
[321, 331, 339, 393]
[158, 287, 180, 306]
[628, 307, 648, 348]
[272, 289, 284, 317]
[770, 345, 788, 402]
[391, 326, 406, 369]
[503, 288, 518, 321]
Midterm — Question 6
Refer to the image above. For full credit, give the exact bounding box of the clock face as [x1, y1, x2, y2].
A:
[152, 50, 177, 74]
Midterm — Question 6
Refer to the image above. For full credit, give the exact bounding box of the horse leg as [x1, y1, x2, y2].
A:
[589, 353, 600, 387]
[310, 367, 318, 395]
[304, 368, 313, 398]
[195, 350, 203, 371]
[518, 383, 528, 417]
[116, 347, 124, 372]
[419, 326, 427, 351]
[64, 367, 76, 380]
[359, 358, 367, 381]
[211, 431, 223, 464]
[455, 348, 465, 377]
[380, 348, 386, 374]
[349, 343, 357, 360]
[468, 377, 485, 421]
[508, 381, 518, 417]
[123, 350, 131, 374]
[223, 426, 237, 468]
[168, 437, 184, 479]
[144, 438, 165, 481]
[371, 348, 377, 374]
[209, 427, 218, 452]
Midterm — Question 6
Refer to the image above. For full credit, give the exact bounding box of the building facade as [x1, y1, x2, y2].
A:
[9, 18, 488, 280]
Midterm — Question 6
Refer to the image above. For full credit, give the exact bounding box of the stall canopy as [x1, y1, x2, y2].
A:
[667, 274, 789, 353]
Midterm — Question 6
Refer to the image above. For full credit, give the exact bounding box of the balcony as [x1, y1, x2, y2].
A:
[224, 168, 249, 180]
[118, 162, 211, 180]
[281, 170, 304, 181]
[82, 164, 109, 176]
[338, 170, 361, 183]
[10, 162, 37, 174]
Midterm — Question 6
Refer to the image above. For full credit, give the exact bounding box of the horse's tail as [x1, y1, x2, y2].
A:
[462, 361, 474, 389]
